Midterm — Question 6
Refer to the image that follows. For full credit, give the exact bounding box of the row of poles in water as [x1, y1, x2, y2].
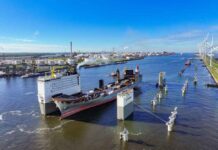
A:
[120, 106, 178, 142]
[120, 72, 198, 142]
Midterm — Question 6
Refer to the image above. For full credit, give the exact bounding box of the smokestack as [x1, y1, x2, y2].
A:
[116, 69, 120, 82]
[70, 41, 72, 58]
[99, 79, 104, 89]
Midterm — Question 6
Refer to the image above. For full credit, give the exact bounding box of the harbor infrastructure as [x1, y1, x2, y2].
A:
[158, 72, 166, 89]
[182, 80, 188, 96]
[117, 89, 134, 120]
[166, 107, 178, 132]
[120, 128, 129, 142]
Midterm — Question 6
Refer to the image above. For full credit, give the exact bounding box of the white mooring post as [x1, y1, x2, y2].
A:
[164, 85, 168, 93]
[158, 72, 165, 89]
[166, 107, 178, 132]
[117, 89, 134, 120]
[151, 97, 158, 106]
[120, 128, 129, 142]
[182, 80, 188, 96]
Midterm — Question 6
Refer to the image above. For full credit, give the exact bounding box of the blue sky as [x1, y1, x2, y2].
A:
[0, 0, 218, 52]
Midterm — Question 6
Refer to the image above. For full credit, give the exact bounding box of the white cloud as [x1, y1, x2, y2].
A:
[0, 43, 68, 53]
[120, 29, 209, 52]
[15, 38, 34, 43]
[166, 30, 204, 41]
[0, 36, 34, 43]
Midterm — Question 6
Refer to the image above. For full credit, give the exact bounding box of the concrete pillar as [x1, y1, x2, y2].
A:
[117, 89, 134, 120]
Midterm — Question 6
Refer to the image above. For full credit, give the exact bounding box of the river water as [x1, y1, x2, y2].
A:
[0, 53, 218, 150]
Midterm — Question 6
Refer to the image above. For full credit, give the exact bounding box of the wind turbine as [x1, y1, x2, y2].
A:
[209, 35, 214, 67]
[203, 33, 212, 62]
[211, 46, 218, 67]
[199, 33, 209, 59]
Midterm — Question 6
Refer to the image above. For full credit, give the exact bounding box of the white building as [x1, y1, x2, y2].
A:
[12, 60, 23, 65]
[58, 60, 65, 65]
[36, 59, 48, 65]
[48, 60, 56, 65]
[67, 58, 75, 65]
[25, 59, 34, 64]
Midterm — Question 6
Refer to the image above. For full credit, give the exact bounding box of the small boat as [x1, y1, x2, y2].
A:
[185, 60, 191, 66]
[110, 72, 117, 77]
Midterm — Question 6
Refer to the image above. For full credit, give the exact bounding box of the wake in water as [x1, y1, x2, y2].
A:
[129, 132, 142, 136]
[0, 110, 40, 122]
[16, 120, 72, 134]
[24, 92, 35, 95]
[5, 130, 15, 135]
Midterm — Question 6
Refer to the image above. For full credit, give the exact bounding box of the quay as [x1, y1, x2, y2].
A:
[203, 58, 218, 86]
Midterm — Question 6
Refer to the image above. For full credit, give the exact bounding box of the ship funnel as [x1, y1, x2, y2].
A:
[99, 79, 104, 89]
[116, 69, 120, 82]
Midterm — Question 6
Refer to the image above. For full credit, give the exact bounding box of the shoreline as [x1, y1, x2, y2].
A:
[202, 59, 218, 84]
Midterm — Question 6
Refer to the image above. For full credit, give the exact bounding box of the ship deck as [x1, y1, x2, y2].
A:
[52, 72, 140, 103]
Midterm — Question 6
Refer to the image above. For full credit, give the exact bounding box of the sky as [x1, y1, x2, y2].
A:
[1, 0, 218, 53]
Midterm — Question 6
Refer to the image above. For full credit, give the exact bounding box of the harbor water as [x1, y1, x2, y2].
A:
[0, 53, 218, 150]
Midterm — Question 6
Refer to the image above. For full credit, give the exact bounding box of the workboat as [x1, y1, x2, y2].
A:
[37, 65, 142, 119]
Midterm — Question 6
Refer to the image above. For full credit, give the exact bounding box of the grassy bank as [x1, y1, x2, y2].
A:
[204, 57, 218, 84]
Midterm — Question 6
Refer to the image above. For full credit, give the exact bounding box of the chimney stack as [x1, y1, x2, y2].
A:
[70, 41, 73, 58]
[99, 79, 104, 89]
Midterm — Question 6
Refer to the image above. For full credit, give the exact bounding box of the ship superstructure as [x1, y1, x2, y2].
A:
[37, 67, 81, 115]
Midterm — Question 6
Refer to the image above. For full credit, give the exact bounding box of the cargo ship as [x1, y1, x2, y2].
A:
[37, 66, 142, 119]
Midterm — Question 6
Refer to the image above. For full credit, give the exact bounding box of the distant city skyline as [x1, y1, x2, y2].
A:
[1, 0, 218, 53]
